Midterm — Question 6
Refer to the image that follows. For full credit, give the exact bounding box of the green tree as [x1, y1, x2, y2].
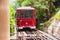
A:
[16, 0, 56, 20]
[16, 0, 24, 6]
[10, 3, 16, 36]
[15, 0, 58, 28]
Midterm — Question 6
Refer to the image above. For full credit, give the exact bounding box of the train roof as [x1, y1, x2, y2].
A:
[17, 7, 35, 10]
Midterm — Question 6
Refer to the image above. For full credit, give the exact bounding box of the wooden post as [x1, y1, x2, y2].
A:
[0, 0, 9, 40]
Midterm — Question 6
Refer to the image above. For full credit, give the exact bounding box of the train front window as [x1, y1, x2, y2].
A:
[20, 10, 32, 18]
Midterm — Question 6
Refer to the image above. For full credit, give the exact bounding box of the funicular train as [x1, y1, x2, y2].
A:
[16, 7, 36, 31]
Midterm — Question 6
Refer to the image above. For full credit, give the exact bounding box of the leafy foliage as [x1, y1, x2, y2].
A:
[15, 0, 60, 28]
[54, 10, 60, 19]
[39, 23, 44, 29]
[45, 21, 51, 26]
[10, 3, 16, 36]
[16, 0, 24, 6]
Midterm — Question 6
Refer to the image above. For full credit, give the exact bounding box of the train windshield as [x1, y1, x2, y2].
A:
[20, 10, 32, 18]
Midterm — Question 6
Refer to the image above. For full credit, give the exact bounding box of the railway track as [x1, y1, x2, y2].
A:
[16, 29, 60, 40]
[17, 30, 42, 40]
[37, 30, 60, 40]
[10, 29, 60, 40]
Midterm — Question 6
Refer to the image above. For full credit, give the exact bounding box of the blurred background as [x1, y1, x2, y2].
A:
[10, 0, 60, 38]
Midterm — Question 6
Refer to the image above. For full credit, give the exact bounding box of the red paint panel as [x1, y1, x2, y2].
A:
[17, 18, 36, 27]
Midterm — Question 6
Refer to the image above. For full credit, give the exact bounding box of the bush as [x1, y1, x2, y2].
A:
[39, 23, 44, 29]
[10, 24, 15, 36]
[54, 10, 60, 19]
[45, 21, 51, 26]
[54, 14, 60, 19]
[10, 3, 16, 36]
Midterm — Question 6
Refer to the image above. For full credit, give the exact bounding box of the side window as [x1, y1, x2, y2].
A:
[20, 12, 24, 18]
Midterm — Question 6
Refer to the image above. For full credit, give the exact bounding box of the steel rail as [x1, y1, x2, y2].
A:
[38, 30, 60, 40]
[11, 29, 60, 40]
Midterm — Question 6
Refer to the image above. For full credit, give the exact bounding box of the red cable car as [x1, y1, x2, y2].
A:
[16, 7, 36, 30]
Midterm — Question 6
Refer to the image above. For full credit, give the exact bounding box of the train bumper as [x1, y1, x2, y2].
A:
[17, 26, 36, 29]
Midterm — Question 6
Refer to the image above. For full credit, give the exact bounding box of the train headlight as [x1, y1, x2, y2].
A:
[26, 22, 28, 24]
